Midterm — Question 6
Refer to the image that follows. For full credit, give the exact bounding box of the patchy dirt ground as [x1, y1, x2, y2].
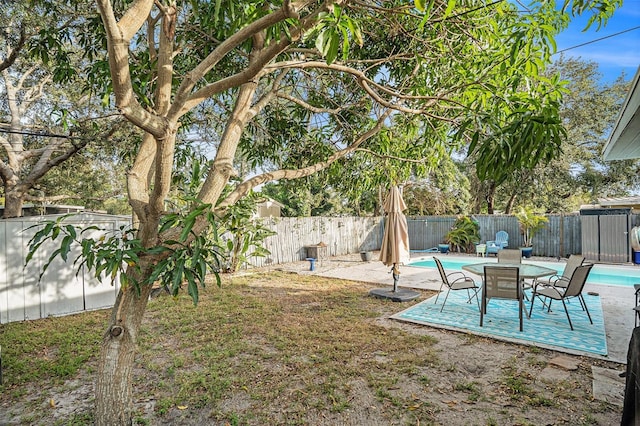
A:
[0, 269, 627, 426]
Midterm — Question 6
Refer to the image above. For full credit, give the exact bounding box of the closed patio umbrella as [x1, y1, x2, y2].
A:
[370, 186, 419, 302]
[379, 185, 411, 275]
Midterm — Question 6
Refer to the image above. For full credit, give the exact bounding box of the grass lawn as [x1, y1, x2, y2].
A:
[0, 271, 624, 425]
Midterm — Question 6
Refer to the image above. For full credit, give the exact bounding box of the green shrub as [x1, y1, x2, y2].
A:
[445, 216, 480, 253]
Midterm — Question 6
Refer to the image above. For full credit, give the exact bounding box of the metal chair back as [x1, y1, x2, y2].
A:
[498, 249, 522, 264]
[563, 264, 593, 298]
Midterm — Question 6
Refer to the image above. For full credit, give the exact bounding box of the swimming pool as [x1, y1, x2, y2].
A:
[409, 256, 640, 288]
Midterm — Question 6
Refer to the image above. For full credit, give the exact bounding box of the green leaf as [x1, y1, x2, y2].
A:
[159, 214, 180, 233]
[315, 29, 327, 54]
[25, 240, 44, 265]
[186, 270, 199, 305]
[146, 246, 172, 255]
[179, 216, 196, 242]
[172, 263, 184, 293]
[213, 0, 221, 24]
[346, 19, 363, 47]
[40, 248, 62, 281]
[60, 235, 73, 262]
[147, 259, 169, 286]
[443, 0, 456, 19]
[325, 34, 339, 64]
[197, 259, 207, 282]
[415, 0, 426, 12]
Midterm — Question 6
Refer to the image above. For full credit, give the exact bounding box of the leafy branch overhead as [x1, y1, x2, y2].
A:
[25, 211, 223, 304]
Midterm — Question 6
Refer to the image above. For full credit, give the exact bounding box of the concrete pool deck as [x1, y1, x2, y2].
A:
[278, 252, 637, 364]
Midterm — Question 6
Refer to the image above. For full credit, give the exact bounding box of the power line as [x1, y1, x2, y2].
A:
[0, 127, 78, 139]
[555, 25, 640, 54]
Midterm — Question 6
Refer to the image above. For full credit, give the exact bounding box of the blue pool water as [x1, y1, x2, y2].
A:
[409, 256, 640, 288]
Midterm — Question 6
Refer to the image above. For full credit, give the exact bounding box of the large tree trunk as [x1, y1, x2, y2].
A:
[3, 186, 24, 218]
[95, 269, 154, 426]
[94, 125, 172, 424]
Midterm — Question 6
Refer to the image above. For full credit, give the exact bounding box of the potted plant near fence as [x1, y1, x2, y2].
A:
[445, 216, 481, 254]
[514, 206, 548, 258]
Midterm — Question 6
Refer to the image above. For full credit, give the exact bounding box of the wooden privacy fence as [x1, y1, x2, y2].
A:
[405, 214, 582, 257]
[249, 213, 588, 268]
[0, 213, 128, 324]
[250, 216, 384, 267]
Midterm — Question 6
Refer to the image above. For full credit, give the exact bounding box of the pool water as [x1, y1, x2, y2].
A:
[409, 256, 640, 288]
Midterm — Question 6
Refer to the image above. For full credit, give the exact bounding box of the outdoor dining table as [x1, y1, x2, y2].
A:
[462, 262, 557, 321]
[461, 262, 557, 280]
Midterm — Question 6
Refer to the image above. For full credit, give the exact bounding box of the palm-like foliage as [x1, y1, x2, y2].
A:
[445, 216, 481, 253]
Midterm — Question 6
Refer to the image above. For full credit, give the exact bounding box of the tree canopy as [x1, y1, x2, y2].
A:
[469, 56, 635, 214]
[0, 0, 133, 217]
[20, 0, 625, 423]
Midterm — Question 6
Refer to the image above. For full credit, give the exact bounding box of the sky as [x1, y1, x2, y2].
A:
[553, 0, 640, 84]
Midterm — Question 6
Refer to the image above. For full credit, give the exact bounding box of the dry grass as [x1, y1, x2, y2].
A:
[0, 271, 624, 425]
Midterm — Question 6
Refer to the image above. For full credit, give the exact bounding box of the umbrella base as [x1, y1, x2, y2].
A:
[369, 288, 420, 302]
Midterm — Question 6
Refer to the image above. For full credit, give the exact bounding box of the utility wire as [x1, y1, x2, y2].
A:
[555, 25, 640, 54]
[0, 127, 79, 139]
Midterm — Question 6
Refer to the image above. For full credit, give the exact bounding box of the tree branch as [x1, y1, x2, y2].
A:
[170, 2, 301, 113]
[247, 71, 288, 120]
[0, 25, 26, 72]
[120, 0, 155, 42]
[276, 92, 349, 114]
[354, 147, 431, 163]
[264, 60, 458, 120]
[96, 0, 166, 137]
[217, 109, 393, 210]
[170, 0, 332, 120]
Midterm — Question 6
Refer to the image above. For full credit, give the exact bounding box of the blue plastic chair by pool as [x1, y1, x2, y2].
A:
[486, 231, 509, 256]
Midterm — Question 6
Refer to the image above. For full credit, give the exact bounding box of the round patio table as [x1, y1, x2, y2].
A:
[461, 262, 557, 279]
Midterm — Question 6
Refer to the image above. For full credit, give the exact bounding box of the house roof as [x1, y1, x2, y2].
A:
[602, 65, 640, 161]
[597, 196, 640, 208]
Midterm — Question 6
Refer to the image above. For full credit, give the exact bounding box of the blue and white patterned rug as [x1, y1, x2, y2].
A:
[391, 289, 607, 357]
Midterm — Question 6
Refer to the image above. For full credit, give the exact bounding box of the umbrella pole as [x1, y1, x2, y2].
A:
[392, 263, 400, 292]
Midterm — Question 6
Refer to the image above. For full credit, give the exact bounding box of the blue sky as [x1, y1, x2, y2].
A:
[553, 0, 640, 83]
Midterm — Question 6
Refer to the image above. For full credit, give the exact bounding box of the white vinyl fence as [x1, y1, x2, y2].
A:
[1, 215, 383, 323]
[0, 213, 130, 324]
